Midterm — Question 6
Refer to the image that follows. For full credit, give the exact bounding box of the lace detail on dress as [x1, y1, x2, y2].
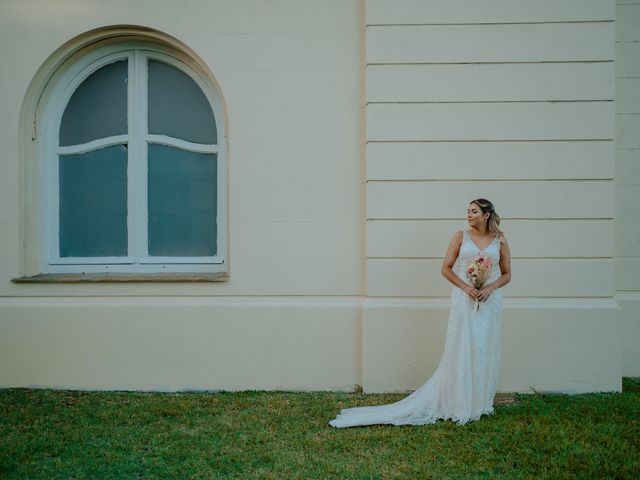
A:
[329, 230, 503, 427]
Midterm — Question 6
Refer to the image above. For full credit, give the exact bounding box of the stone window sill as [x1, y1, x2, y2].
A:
[12, 273, 229, 283]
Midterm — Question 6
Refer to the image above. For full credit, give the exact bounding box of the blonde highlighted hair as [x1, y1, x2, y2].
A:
[470, 198, 502, 236]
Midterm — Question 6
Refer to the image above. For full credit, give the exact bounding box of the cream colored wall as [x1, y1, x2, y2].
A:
[0, 0, 365, 390]
[0, 0, 627, 393]
[363, 0, 621, 393]
[616, 0, 640, 376]
[1, 0, 364, 297]
[0, 297, 362, 391]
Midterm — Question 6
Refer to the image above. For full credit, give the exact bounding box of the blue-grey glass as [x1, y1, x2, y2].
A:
[59, 145, 128, 257]
[148, 144, 217, 256]
[59, 60, 128, 146]
[147, 60, 217, 144]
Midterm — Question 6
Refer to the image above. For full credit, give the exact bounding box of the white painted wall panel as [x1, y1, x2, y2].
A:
[616, 257, 640, 291]
[616, 4, 640, 41]
[0, 299, 362, 391]
[618, 294, 640, 376]
[367, 102, 614, 142]
[615, 148, 640, 185]
[363, 304, 449, 393]
[0, 37, 56, 76]
[0, 114, 18, 150]
[0, 223, 19, 261]
[363, 300, 621, 393]
[231, 107, 360, 146]
[367, 258, 614, 297]
[616, 115, 640, 148]
[0, 260, 20, 288]
[367, 23, 614, 64]
[103, 0, 193, 36]
[615, 0, 640, 310]
[0, 185, 18, 224]
[0, 75, 29, 116]
[176, 0, 360, 34]
[0, 0, 74, 39]
[616, 186, 640, 221]
[232, 182, 362, 222]
[191, 31, 361, 72]
[0, 148, 19, 189]
[227, 69, 360, 109]
[368, 220, 614, 258]
[615, 42, 640, 77]
[367, 141, 614, 180]
[233, 221, 362, 259]
[367, 63, 613, 103]
[213, 259, 366, 296]
[367, 181, 614, 219]
[233, 145, 361, 184]
[498, 303, 621, 393]
[616, 78, 640, 113]
[366, 0, 614, 25]
[616, 220, 640, 257]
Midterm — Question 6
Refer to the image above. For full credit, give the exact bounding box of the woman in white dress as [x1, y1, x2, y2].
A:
[330, 199, 512, 427]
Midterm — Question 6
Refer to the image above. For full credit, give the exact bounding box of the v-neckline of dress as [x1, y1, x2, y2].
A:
[466, 230, 497, 252]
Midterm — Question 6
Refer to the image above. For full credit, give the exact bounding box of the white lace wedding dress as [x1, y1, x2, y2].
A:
[330, 230, 503, 427]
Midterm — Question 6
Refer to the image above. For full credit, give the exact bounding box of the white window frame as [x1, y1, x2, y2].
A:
[40, 42, 227, 275]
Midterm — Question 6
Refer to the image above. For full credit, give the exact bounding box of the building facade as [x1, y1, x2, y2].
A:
[0, 0, 637, 393]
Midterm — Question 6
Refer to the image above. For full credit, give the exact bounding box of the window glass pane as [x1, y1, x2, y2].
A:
[59, 60, 128, 146]
[59, 145, 128, 257]
[148, 60, 217, 144]
[148, 144, 217, 257]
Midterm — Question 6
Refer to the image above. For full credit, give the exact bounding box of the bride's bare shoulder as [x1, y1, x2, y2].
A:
[451, 230, 464, 245]
[498, 232, 509, 245]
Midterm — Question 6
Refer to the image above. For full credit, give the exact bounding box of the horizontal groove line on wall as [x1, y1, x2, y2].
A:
[366, 21, 614, 27]
[366, 138, 614, 144]
[0, 295, 369, 304]
[615, 292, 640, 298]
[0, 296, 619, 308]
[367, 60, 614, 66]
[367, 257, 613, 260]
[368, 295, 616, 300]
[367, 139, 613, 144]
[367, 100, 614, 105]
[367, 217, 614, 221]
[365, 178, 614, 183]
[0, 296, 368, 308]
[364, 297, 620, 310]
[367, 218, 613, 222]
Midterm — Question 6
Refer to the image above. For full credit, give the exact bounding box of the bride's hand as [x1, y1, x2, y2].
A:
[464, 286, 480, 300]
[477, 286, 494, 302]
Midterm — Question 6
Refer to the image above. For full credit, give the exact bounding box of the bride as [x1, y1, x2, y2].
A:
[330, 198, 512, 427]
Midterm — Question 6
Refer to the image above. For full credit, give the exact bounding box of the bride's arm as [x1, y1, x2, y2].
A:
[477, 235, 512, 302]
[441, 231, 479, 299]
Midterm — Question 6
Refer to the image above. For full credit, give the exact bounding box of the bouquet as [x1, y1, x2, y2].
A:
[465, 255, 493, 311]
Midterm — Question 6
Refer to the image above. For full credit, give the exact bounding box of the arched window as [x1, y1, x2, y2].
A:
[39, 42, 226, 276]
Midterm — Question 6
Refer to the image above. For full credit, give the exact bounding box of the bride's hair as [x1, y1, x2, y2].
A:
[470, 198, 502, 236]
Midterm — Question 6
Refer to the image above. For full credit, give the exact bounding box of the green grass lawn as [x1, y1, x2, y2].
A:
[1, 378, 638, 479]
